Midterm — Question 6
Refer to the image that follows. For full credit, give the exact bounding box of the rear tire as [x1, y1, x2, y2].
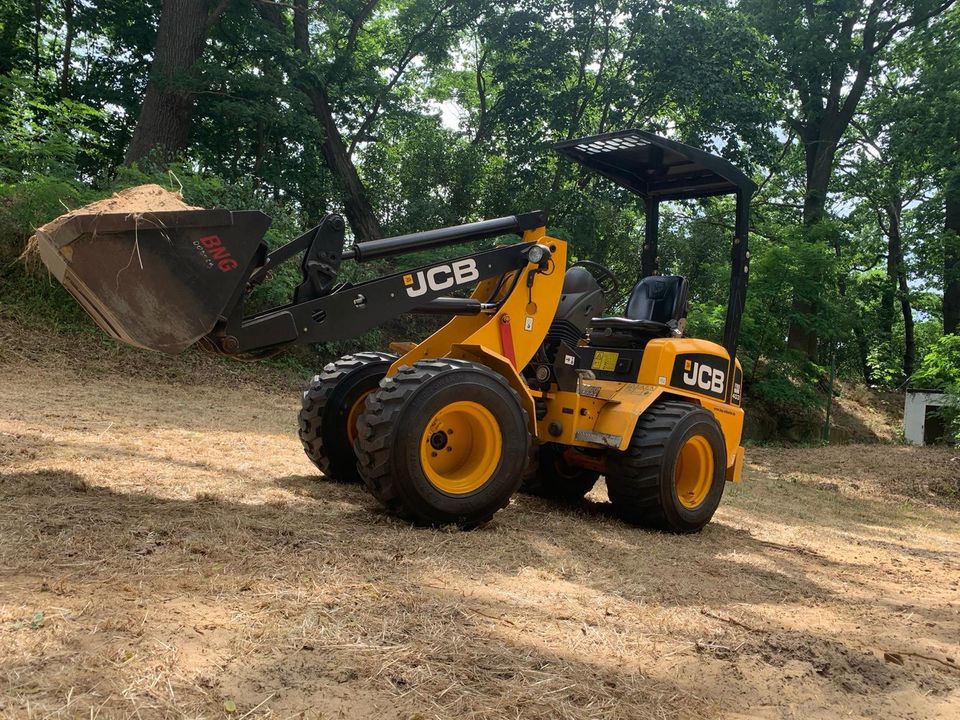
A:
[522, 443, 599, 502]
[355, 359, 530, 528]
[606, 400, 726, 533]
[298, 352, 397, 482]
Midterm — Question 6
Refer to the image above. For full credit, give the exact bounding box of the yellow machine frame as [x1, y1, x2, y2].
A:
[390, 227, 746, 485]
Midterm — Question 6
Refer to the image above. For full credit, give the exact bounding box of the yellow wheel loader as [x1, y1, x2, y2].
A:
[36, 129, 754, 532]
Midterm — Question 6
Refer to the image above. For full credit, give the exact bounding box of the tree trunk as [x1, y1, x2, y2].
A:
[898, 271, 915, 379]
[885, 203, 914, 377]
[124, 0, 224, 166]
[945, 171, 960, 335]
[305, 84, 384, 241]
[801, 124, 839, 226]
[878, 205, 899, 352]
[776, 1, 956, 360]
[786, 123, 840, 359]
[853, 322, 872, 385]
[59, 0, 75, 97]
[878, 273, 895, 348]
[289, 0, 382, 241]
[473, 46, 489, 145]
[32, 0, 41, 85]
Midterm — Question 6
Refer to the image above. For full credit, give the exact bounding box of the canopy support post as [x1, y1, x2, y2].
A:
[642, 197, 659, 277]
[723, 191, 749, 359]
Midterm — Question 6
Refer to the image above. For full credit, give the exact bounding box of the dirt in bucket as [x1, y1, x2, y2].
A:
[23, 184, 201, 261]
[63, 184, 201, 216]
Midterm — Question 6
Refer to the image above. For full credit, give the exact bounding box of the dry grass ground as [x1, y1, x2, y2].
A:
[1, 327, 958, 718]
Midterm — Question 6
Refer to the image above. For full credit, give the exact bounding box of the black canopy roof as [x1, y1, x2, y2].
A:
[554, 129, 756, 201]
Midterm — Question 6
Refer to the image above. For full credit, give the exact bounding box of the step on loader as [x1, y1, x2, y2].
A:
[37, 129, 755, 531]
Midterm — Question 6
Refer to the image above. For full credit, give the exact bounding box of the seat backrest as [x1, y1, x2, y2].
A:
[624, 275, 689, 325]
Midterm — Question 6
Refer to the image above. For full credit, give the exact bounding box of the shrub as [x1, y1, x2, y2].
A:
[0, 176, 102, 262]
[912, 335, 960, 388]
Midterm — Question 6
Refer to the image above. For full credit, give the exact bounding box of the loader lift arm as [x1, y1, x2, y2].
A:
[204, 211, 553, 356]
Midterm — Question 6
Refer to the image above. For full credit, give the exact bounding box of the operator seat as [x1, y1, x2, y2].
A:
[588, 275, 689, 348]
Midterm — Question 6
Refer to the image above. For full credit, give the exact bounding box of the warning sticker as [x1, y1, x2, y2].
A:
[591, 350, 619, 372]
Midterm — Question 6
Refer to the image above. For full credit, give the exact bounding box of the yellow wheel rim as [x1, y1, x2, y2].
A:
[675, 434, 714, 509]
[346, 390, 373, 446]
[420, 401, 502, 495]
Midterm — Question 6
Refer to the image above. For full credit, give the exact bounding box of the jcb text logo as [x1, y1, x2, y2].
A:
[682, 360, 725, 395]
[403, 259, 480, 297]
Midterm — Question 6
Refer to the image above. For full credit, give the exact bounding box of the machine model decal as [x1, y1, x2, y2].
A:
[403, 259, 480, 297]
[670, 353, 727, 400]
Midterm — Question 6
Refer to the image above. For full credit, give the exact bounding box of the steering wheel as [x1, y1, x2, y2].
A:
[570, 260, 619, 297]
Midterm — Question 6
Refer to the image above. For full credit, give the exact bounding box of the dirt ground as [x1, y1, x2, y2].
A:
[1, 343, 959, 719]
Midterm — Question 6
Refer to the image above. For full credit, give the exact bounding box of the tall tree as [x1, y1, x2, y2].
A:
[58, 0, 75, 97]
[743, 0, 956, 359]
[287, 0, 383, 241]
[255, 0, 477, 241]
[841, 107, 929, 379]
[124, 0, 232, 165]
[445, 0, 779, 270]
[887, 3, 960, 335]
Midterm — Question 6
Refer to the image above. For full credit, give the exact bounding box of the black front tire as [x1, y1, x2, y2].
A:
[355, 359, 530, 528]
[298, 352, 397, 482]
[606, 400, 726, 533]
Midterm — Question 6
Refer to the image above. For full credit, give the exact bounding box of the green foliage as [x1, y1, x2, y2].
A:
[738, 223, 846, 372]
[865, 346, 902, 387]
[752, 373, 821, 412]
[751, 361, 823, 414]
[913, 335, 960, 389]
[0, 176, 99, 260]
[0, 0, 957, 443]
[943, 392, 960, 445]
[0, 75, 108, 181]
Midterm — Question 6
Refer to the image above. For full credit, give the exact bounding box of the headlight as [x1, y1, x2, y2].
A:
[527, 244, 547, 264]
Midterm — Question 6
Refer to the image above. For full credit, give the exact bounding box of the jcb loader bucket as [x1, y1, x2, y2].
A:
[35, 209, 272, 354]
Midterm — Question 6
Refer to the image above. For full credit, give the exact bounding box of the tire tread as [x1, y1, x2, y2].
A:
[606, 399, 720, 530]
[355, 358, 530, 527]
[298, 352, 396, 481]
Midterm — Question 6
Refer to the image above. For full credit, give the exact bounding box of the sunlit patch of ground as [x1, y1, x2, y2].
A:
[1, 358, 958, 719]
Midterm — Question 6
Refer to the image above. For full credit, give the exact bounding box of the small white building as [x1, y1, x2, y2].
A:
[903, 389, 951, 445]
